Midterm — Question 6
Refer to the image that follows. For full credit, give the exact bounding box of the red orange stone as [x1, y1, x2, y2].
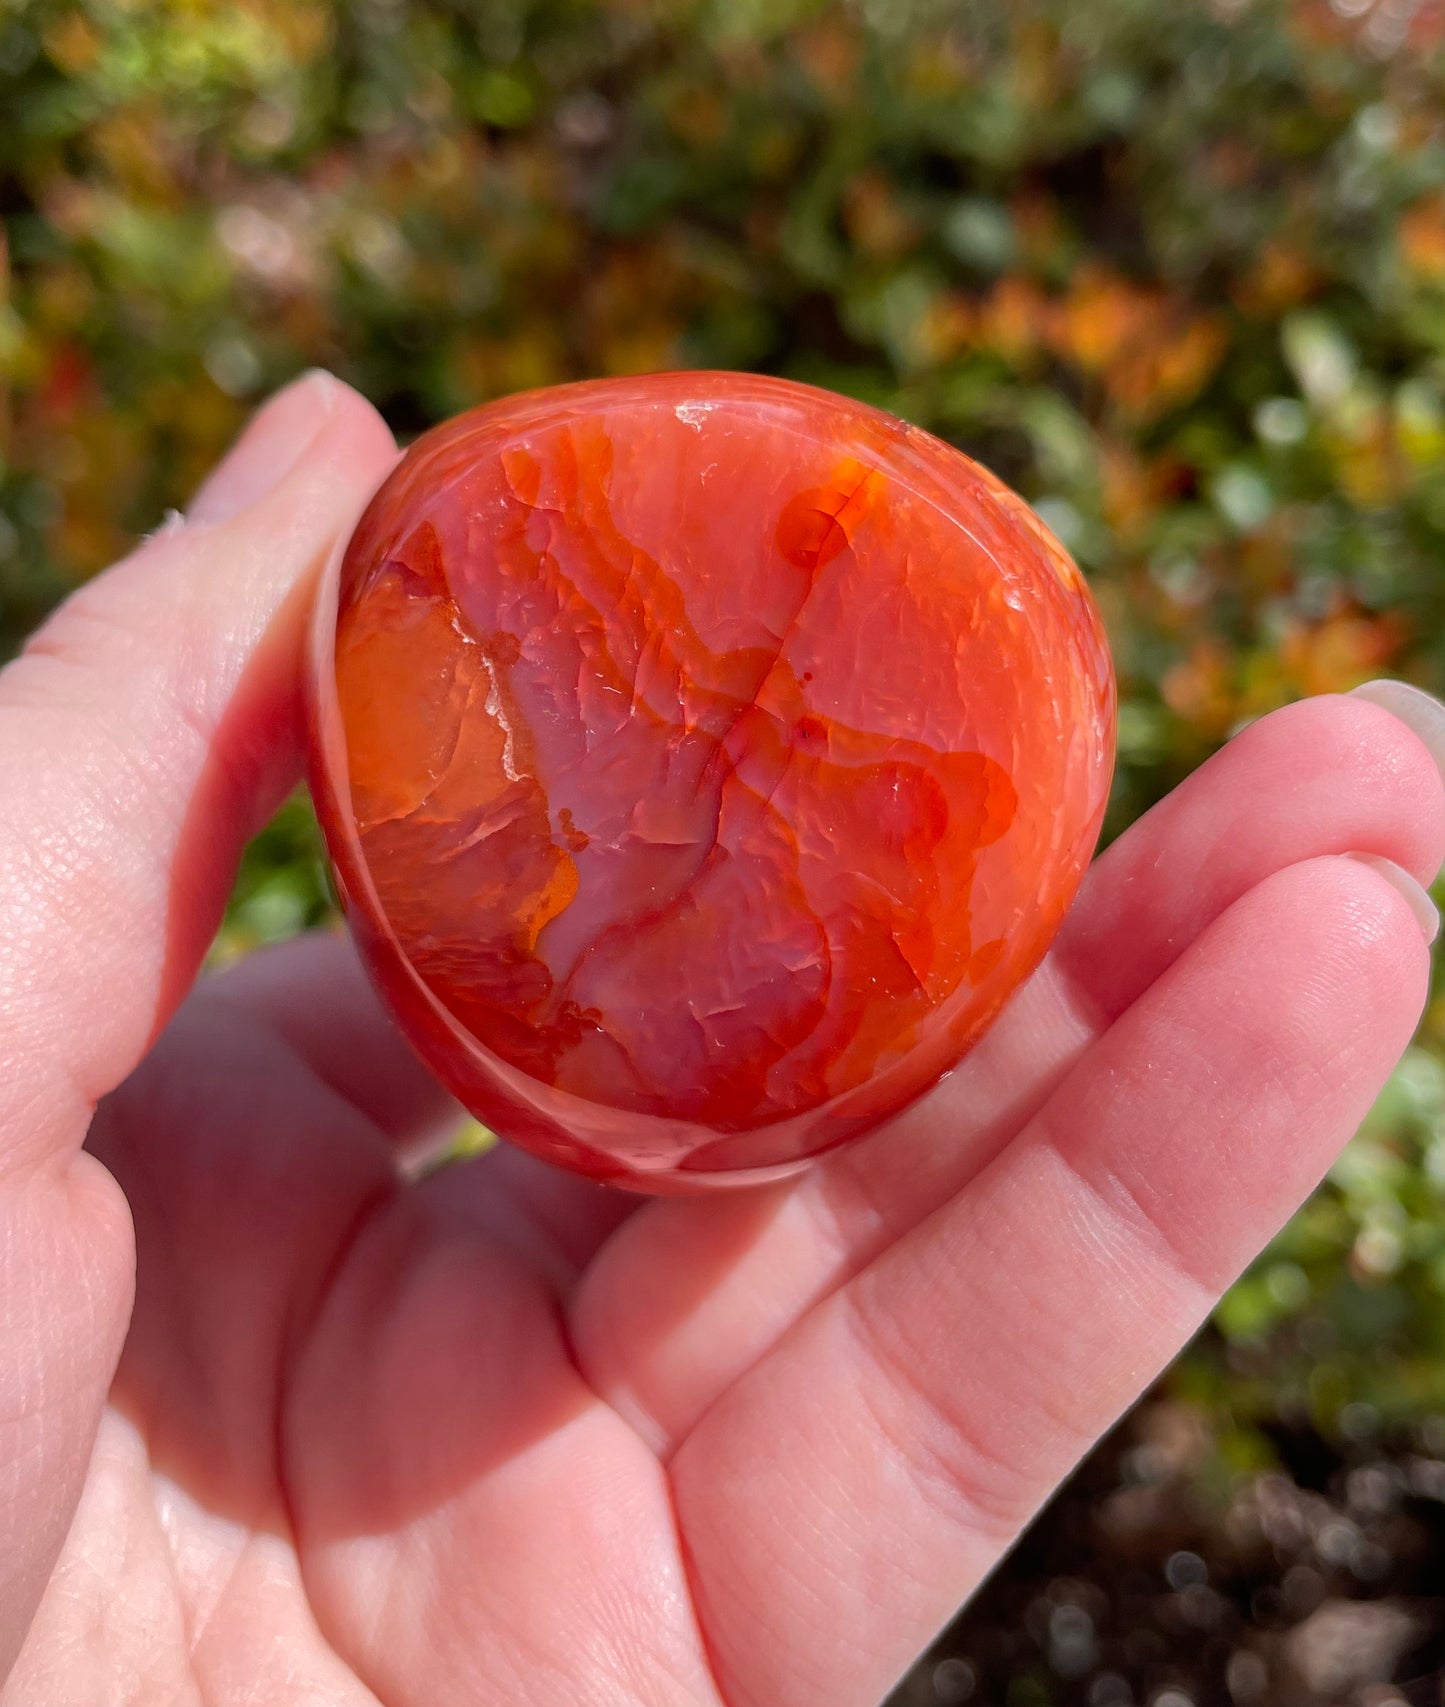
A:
[308, 373, 1115, 1189]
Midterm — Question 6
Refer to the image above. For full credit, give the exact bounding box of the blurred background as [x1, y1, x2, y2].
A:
[6, 0, 1445, 1701]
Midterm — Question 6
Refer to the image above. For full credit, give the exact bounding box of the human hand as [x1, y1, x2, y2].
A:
[2, 373, 1442, 1707]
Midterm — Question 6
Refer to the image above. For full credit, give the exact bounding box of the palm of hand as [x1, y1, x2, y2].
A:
[2, 377, 1441, 1707]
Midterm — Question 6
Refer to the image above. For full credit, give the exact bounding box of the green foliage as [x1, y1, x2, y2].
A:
[1195, 1029, 1445, 1434]
[211, 791, 334, 963]
[6, 0, 1445, 1444]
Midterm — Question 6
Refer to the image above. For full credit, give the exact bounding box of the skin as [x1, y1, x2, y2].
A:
[1, 372, 1442, 1707]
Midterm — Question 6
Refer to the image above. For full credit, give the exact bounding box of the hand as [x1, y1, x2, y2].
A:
[2, 374, 1441, 1707]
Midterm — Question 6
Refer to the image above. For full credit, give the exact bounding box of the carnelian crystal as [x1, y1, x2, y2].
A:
[308, 373, 1115, 1190]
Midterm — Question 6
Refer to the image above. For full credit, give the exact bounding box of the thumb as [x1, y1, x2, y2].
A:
[0, 369, 396, 1166]
[0, 371, 394, 1672]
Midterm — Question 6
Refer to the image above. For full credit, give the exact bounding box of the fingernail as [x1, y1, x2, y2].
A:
[187, 370, 340, 524]
[1345, 852, 1440, 944]
[1350, 679, 1445, 792]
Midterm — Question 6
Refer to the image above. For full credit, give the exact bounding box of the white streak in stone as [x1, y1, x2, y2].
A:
[480, 652, 521, 782]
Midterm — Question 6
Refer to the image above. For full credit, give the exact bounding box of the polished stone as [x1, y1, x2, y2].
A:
[309, 373, 1115, 1189]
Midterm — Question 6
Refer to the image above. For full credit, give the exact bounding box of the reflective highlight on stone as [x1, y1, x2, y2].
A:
[309, 373, 1116, 1189]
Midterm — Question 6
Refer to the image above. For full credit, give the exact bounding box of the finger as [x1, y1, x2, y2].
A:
[206, 929, 645, 1257]
[87, 935, 461, 1516]
[79, 932, 700, 1706]
[87, 929, 637, 1546]
[282, 1158, 721, 1707]
[572, 691, 1445, 1450]
[88, 984, 401, 1513]
[1053, 685, 1445, 1013]
[461, 1144, 646, 1278]
[0, 374, 394, 1672]
[670, 853, 1432, 1707]
[0, 370, 396, 1172]
[199, 932, 462, 1151]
